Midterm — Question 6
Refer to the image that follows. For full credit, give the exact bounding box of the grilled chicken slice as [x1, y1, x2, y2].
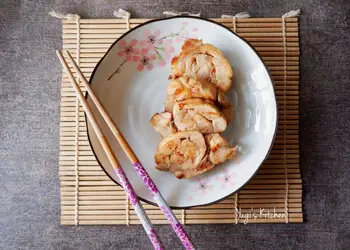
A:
[217, 91, 234, 124]
[171, 39, 233, 92]
[151, 112, 177, 137]
[154, 131, 214, 179]
[173, 98, 227, 134]
[165, 76, 217, 112]
[205, 134, 237, 164]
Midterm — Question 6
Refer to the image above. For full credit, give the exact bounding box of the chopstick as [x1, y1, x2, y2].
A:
[58, 50, 195, 250]
[56, 50, 164, 250]
[64, 50, 195, 249]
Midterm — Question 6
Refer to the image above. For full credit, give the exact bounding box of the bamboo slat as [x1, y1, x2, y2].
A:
[59, 16, 302, 225]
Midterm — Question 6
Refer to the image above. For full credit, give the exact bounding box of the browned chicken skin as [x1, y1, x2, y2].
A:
[217, 91, 234, 124]
[205, 134, 237, 164]
[171, 39, 233, 92]
[154, 131, 211, 179]
[152, 39, 236, 179]
[155, 132, 236, 179]
[151, 112, 177, 137]
[173, 98, 227, 134]
[165, 76, 217, 112]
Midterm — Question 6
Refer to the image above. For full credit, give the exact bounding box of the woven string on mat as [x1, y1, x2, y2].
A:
[281, 9, 300, 223]
[281, 15, 289, 224]
[221, 12, 251, 33]
[113, 9, 132, 225]
[74, 15, 81, 227]
[163, 11, 201, 17]
[162, 10, 203, 225]
[222, 12, 251, 223]
[114, 9, 131, 31]
[49, 11, 81, 226]
[165, 10, 251, 224]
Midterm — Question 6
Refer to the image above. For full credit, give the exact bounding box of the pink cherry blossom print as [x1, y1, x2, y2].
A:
[192, 27, 199, 32]
[133, 162, 159, 195]
[158, 59, 167, 67]
[173, 223, 193, 249]
[133, 48, 157, 72]
[196, 177, 212, 195]
[164, 39, 175, 59]
[159, 206, 175, 224]
[186, 196, 193, 201]
[148, 229, 163, 250]
[140, 29, 163, 50]
[117, 39, 140, 62]
[114, 168, 138, 206]
[215, 168, 236, 188]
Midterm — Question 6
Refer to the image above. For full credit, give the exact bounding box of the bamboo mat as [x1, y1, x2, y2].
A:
[59, 16, 302, 225]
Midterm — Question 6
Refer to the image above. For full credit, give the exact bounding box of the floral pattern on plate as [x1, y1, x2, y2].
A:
[108, 22, 199, 80]
[216, 168, 236, 189]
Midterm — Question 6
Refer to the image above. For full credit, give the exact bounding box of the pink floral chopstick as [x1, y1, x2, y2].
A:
[56, 50, 164, 250]
[114, 168, 164, 250]
[63, 50, 196, 250]
[133, 162, 195, 249]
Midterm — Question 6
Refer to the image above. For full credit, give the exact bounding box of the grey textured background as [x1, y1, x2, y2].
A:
[1, 0, 350, 249]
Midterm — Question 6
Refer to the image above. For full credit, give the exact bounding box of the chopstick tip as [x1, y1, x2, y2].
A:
[64, 50, 73, 58]
[56, 50, 62, 57]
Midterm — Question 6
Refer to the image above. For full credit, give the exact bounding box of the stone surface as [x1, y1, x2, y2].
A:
[1, 0, 349, 249]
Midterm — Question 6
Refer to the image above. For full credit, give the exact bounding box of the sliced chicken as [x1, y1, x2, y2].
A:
[171, 39, 233, 92]
[165, 76, 217, 112]
[151, 112, 177, 137]
[173, 98, 227, 134]
[154, 131, 214, 179]
[205, 134, 237, 164]
[217, 91, 234, 124]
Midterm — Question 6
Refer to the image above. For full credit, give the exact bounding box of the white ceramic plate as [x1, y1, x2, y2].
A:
[87, 16, 277, 208]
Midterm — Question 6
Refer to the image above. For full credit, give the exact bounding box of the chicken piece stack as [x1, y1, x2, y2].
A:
[151, 39, 237, 179]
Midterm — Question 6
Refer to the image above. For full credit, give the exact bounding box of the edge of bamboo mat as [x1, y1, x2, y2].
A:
[59, 16, 302, 225]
